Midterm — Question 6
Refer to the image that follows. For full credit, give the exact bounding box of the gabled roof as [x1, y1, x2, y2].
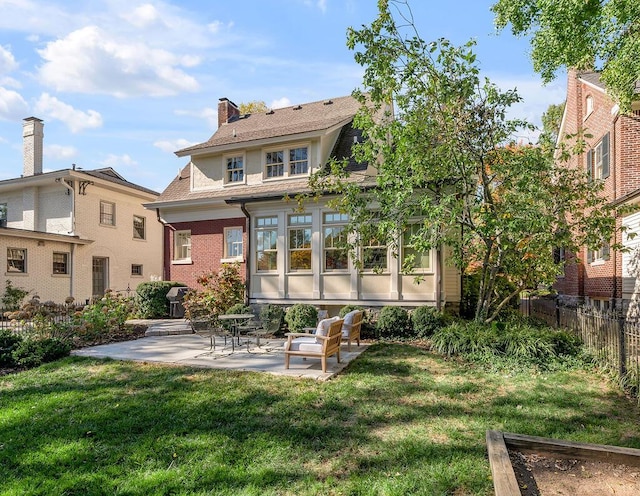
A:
[578, 71, 606, 91]
[176, 95, 362, 156]
[151, 115, 370, 208]
[0, 167, 159, 197]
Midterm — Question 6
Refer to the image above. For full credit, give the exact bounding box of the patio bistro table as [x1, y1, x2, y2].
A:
[218, 313, 256, 345]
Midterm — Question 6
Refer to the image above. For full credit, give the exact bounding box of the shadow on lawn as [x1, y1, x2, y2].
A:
[2, 344, 640, 495]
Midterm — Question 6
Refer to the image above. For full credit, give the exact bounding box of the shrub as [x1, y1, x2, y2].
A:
[74, 291, 133, 340]
[136, 281, 186, 318]
[260, 304, 284, 324]
[284, 304, 317, 332]
[376, 306, 411, 339]
[431, 318, 585, 372]
[0, 329, 23, 367]
[183, 263, 245, 319]
[411, 305, 445, 338]
[12, 337, 71, 368]
[225, 303, 252, 315]
[1, 280, 29, 311]
[339, 305, 364, 318]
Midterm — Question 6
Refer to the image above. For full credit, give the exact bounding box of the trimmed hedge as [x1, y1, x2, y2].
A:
[284, 304, 317, 332]
[136, 281, 186, 318]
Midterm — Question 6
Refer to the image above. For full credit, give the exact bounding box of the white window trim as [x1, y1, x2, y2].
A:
[402, 224, 434, 274]
[262, 143, 311, 181]
[584, 95, 594, 120]
[287, 214, 313, 272]
[172, 230, 192, 264]
[223, 154, 246, 186]
[323, 212, 349, 272]
[255, 216, 279, 273]
[222, 226, 244, 262]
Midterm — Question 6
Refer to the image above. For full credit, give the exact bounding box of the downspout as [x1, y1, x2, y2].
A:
[612, 111, 619, 309]
[435, 246, 442, 312]
[240, 202, 251, 305]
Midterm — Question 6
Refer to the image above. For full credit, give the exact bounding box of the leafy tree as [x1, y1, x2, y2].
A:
[492, 0, 640, 111]
[539, 102, 565, 147]
[238, 100, 269, 114]
[310, 0, 619, 323]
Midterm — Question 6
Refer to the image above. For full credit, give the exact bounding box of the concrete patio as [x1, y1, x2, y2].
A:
[71, 319, 368, 381]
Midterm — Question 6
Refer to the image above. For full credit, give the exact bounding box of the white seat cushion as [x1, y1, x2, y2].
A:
[343, 310, 358, 326]
[315, 316, 339, 337]
[287, 336, 323, 353]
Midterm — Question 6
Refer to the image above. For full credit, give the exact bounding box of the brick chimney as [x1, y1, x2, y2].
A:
[217, 98, 240, 128]
[23, 117, 44, 176]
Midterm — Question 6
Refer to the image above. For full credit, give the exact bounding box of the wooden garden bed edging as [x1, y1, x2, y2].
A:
[486, 430, 640, 495]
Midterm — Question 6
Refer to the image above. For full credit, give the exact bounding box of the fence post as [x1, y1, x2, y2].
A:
[555, 301, 560, 329]
[618, 317, 627, 379]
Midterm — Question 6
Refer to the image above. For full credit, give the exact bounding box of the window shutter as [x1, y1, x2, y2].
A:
[601, 132, 610, 179]
[586, 150, 593, 181]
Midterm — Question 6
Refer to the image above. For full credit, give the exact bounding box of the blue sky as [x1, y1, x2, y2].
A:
[0, 0, 566, 192]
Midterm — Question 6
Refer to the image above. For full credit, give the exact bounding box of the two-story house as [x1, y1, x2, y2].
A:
[554, 70, 640, 313]
[0, 117, 163, 303]
[147, 96, 461, 314]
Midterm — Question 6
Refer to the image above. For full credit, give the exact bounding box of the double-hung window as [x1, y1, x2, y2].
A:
[288, 214, 312, 271]
[363, 236, 387, 271]
[173, 230, 191, 262]
[53, 252, 69, 275]
[225, 156, 244, 184]
[402, 224, 431, 271]
[289, 147, 308, 175]
[133, 215, 146, 239]
[263, 146, 309, 179]
[265, 151, 284, 178]
[224, 227, 243, 259]
[256, 216, 278, 271]
[100, 201, 115, 226]
[7, 248, 26, 273]
[586, 133, 610, 180]
[323, 212, 349, 271]
[587, 243, 610, 264]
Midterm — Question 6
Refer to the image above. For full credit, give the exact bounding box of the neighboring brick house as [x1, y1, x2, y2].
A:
[0, 117, 163, 303]
[554, 70, 640, 312]
[147, 96, 461, 314]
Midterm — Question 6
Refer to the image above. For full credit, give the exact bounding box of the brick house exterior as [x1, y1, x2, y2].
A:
[147, 95, 461, 314]
[554, 70, 640, 312]
[0, 117, 163, 303]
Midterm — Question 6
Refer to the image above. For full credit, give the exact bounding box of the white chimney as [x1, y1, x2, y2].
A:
[23, 117, 44, 176]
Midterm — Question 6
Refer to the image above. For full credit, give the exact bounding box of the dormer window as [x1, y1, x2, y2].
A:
[263, 145, 309, 179]
[225, 155, 244, 184]
[289, 147, 308, 175]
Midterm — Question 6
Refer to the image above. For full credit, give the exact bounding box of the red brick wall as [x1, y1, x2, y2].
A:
[164, 218, 247, 290]
[555, 71, 640, 305]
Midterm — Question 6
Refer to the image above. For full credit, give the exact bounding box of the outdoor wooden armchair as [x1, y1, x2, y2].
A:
[284, 318, 344, 373]
[341, 310, 363, 351]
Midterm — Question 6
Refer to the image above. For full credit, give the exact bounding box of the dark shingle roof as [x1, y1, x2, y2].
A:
[176, 95, 361, 155]
[579, 71, 606, 90]
[81, 168, 159, 196]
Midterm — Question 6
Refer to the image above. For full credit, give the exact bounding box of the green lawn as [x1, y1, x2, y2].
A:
[1, 343, 639, 495]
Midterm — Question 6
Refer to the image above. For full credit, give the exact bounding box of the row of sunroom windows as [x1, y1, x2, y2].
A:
[172, 213, 431, 273]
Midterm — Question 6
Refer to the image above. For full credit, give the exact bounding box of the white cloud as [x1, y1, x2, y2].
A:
[44, 144, 77, 160]
[0, 87, 29, 121]
[0, 46, 18, 74]
[123, 4, 160, 28]
[37, 26, 200, 97]
[175, 107, 217, 128]
[153, 138, 198, 154]
[270, 97, 292, 109]
[35, 93, 103, 133]
[100, 153, 138, 168]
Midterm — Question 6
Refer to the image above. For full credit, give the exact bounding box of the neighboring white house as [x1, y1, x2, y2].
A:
[147, 96, 461, 315]
[0, 117, 163, 304]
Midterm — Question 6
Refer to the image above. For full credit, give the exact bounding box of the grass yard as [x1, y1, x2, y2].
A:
[1, 343, 639, 495]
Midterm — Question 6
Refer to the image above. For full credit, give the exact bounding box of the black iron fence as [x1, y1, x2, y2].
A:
[522, 296, 640, 399]
[0, 303, 78, 332]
